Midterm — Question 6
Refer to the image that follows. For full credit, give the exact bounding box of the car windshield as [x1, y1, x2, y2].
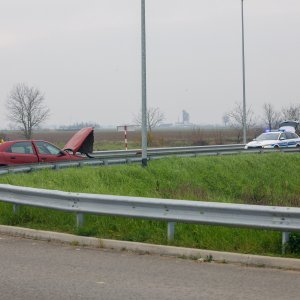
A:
[255, 133, 280, 141]
[35, 141, 61, 155]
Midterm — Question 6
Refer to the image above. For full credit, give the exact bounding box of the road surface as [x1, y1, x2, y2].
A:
[0, 234, 299, 300]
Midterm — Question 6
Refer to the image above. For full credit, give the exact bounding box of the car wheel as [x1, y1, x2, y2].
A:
[274, 145, 280, 150]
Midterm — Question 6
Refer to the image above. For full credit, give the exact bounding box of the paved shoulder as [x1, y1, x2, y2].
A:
[0, 234, 300, 300]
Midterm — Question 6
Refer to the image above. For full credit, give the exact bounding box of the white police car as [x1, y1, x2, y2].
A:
[245, 121, 300, 149]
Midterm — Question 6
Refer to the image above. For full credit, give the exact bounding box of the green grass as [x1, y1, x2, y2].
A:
[0, 153, 300, 257]
[93, 141, 141, 151]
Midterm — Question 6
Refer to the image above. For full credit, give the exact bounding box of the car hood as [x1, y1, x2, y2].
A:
[246, 140, 277, 148]
[63, 127, 94, 155]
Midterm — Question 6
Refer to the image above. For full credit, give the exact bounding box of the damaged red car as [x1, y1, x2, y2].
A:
[0, 127, 94, 166]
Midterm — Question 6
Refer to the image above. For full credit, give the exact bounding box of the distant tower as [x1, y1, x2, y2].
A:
[182, 110, 190, 124]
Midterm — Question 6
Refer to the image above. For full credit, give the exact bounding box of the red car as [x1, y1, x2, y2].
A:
[0, 127, 94, 166]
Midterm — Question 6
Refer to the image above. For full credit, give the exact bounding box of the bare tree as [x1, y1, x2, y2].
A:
[226, 102, 256, 143]
[262, 103, 281, 130]
[227, 102, 256, 129]
[222, 113, 230, 127]
[134, 107, 165, 132]
[281, 104, 300, 121]
[6, 83, 50, 139]
[134, 107, 165, 146]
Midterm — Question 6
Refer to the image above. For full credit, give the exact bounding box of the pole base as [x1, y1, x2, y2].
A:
[142, 158, 148, 167]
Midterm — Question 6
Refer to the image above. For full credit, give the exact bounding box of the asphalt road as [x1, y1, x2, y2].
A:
[0, 234, 299, 300]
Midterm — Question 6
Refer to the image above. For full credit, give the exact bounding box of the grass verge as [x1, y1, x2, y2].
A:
[0, 153, 299, 257]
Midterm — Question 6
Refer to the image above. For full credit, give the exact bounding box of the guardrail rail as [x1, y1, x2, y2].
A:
[0, 184, 299, 254]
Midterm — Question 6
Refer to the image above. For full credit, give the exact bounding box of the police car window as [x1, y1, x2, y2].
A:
[6, 142, 34, 154]
[280, 133, 287, 139]
[285, 132, 293, 139]
[256, 133, 280, 141]
[35, 141, 61, 155]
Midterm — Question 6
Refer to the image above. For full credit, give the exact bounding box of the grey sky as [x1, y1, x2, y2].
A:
[0, 0, 299, 128]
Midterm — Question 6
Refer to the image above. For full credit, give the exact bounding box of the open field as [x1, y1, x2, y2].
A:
[0, 153, 299, 257]
[1, 127, 263, 150]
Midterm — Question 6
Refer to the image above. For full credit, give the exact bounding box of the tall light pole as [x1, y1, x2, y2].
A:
[241, 0, 247, 144]
[141, 0, 148, 167]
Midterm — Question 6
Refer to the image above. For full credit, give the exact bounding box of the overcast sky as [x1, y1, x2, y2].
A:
[0, 0, 299, 128]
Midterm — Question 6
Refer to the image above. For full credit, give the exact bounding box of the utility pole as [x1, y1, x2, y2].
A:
[141, 0, 148, 166]
[241, 0, 247, 144]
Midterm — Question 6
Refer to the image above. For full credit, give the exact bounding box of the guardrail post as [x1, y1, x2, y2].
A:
[13, 204, 20, 214]
[54, 164, 60, 170]
[167, 222, 176, 241]
[282, 232, 290, 254]
[76, 213, 84, 227]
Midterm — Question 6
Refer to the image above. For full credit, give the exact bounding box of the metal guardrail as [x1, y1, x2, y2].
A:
[92, 144, 247, 159]
[0, 184, 299, 253]
[92, 144, 300, 159]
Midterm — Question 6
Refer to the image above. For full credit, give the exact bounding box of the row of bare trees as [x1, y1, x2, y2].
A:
[223, 102, 300, 142]
[261, 103, 300, 130]
[5, 83, 166, 141]
[4, 83, 167, 142]
[4, 83, 300, 143]
[224, 102, 300, 131]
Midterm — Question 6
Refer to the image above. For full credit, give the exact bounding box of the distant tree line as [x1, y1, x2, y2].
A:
[4, 83, 300, 144]
[58, 122, 101, 130]
[223, 102, 300, 142]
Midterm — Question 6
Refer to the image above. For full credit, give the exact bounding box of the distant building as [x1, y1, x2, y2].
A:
[174, 110, 193, 127]
[158, 123, 173, 128]
[182, 110, 190, 124]
[159, 110, 195, 128]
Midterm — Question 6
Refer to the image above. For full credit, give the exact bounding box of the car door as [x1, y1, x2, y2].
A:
[286, 132, 298, 147]
[34, 141, 71, 163]
[279, 133, 288, 147]
[3, 141, 38, 165]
